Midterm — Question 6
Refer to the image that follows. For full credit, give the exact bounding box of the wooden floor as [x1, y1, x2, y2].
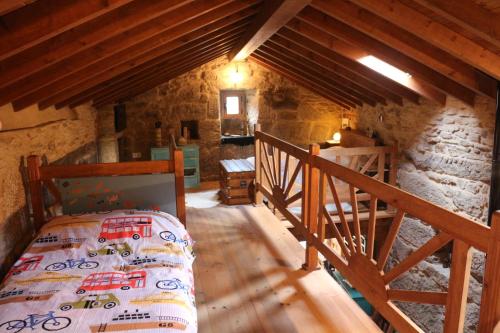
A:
[188, 204, 382, 333]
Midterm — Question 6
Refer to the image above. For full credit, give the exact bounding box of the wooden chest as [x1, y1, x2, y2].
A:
[219, 159, 255, 205]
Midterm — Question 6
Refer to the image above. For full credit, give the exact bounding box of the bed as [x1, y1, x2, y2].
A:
[0, 147, 197, 332]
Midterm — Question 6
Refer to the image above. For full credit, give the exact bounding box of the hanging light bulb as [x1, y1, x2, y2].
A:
[229, 64, 243, 86]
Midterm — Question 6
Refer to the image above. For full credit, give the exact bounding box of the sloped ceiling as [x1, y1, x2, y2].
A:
[0, 0, 499, 112]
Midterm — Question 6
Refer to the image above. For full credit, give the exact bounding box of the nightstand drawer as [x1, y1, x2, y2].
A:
[184, 157, 199, 168]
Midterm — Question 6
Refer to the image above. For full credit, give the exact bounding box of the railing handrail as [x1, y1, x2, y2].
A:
[255, 130, 310, 161]
[254, 128, 500, 333]
[313, 153, 491, 252]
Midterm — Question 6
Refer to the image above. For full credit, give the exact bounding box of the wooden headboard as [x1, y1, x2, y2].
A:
[27, 147, 186, 229]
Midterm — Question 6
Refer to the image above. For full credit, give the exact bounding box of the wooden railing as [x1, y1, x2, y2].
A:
[254, 130, 500, 333]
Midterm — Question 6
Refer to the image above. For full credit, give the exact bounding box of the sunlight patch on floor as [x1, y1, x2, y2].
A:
[186, 189, 220, 208]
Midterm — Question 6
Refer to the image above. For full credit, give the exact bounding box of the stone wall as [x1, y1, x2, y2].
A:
[99, 56, 348, 180]
[353, 96, 495, 332]
[0, 105, 97, 278]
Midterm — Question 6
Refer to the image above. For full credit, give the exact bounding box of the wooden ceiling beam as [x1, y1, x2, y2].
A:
[278, 27, 419, 105]
[311, 0, 497, 99]
[0, 0, 193, 88]
[36, 30, 244, 110]
[347, 0, 500, 80]
[0, 0, 134, 60]
[67, 44, 236, 109]
[228, 0, 310, 61]
[249, 55, 353, 109]
[0, 0, 258, 107]
[267, 36, 392, 104]
[15, 21, 249, 110]
[261, 41, 383, 106]
[410, 0, 500, 50]
[272, 32, 402, 105]
[61, 25, 248, 109]
[296, 10, 452, 105]
[93, 50, 230, 108]
[254, 48, 365, 106]
[86, 50, 232, 108]
[0, 0, 36, 16]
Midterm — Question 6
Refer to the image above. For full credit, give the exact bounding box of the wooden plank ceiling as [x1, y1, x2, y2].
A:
[0, 0, 499, 111]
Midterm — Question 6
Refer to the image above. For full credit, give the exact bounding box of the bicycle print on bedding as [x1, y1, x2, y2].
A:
[0, 210, 197, 332]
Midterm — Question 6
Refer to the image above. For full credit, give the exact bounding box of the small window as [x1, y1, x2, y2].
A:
[220, 90, 246, 119]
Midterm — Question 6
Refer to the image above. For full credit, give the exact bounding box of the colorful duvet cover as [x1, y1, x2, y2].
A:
[0, 210, 196, 333]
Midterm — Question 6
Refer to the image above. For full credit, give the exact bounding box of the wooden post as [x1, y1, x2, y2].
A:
[479, 212, 500, 332]
[389, 143, 398, 186]
[254, 124, 263, 205]
[174, 149, 186, 226]
[304, 143, 320, 271]
[27, 155, 45, 230]
[443, 240, 472, 332]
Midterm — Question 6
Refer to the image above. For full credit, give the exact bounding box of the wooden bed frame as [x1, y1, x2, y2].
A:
[27, 142, 186, 229]
[254, 129, 500, 333]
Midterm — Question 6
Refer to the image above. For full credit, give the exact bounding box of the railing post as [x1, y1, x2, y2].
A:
[443, 240, 472, 332]
[254, 124, 263, 205]
[27, 155, 45, 231]
[173, 149, 186, 226]
[479, 211, 500, 333]
[389, 143, 398, 186]
[304, 144, 320, 271]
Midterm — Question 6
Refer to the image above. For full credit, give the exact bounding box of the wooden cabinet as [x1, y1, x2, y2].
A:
[151, 145, 200, 188]
[220, 159, 255, 205]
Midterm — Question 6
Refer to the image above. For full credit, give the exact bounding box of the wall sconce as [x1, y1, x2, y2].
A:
[229, 64, 243, 86]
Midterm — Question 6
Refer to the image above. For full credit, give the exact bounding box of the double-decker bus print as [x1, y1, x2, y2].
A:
[98, 216, 152, 243]
[5, 256, 43, 279]
[77, 271, 146, 294]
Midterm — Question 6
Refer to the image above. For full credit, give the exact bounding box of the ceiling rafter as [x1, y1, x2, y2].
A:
[36, 25, 247, 110]
[278, 23, 419, 104]
[66, 40, 242, 109]
[267, 34, 399, 104]
[93, 49, 232, 108]
[0, 0, 258, 107]
[311, 0, 497, 99]
[254, 49, 363, 106]
[79, 42, 237, 103]
[347, 0, 500, 80]
[249, 55, 353, 109]
[51, 24, 250, 110]
[297, 6, 475, 106]
[282, 22, 422, 104]
[409, 0, 500, 50]
[228, 0, 310, 60]
[10, 4, 258, 110]
[290, 12, 442, 105]
[0, 0, 193, 88]
[60, 23, 248, 109]
[0, 0, 134, 60]
[0, 0, 36, 16]
[93, 54, 229, 107]
[60, 22, 252, 109]
[261, 41, 385, 105]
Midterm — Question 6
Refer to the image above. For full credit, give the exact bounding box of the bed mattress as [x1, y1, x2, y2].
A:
[0, 210, 196, 333]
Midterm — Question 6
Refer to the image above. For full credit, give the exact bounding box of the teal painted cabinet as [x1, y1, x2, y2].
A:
[151, 145, 200, 188]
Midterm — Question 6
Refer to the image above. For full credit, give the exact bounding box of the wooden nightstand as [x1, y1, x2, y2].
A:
[151, 145, 200, 188]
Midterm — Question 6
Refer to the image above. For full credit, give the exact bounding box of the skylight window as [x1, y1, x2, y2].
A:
[358, 55, 412, 84]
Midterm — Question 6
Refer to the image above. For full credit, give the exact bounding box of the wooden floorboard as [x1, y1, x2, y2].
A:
[188, 204, 382, 333]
